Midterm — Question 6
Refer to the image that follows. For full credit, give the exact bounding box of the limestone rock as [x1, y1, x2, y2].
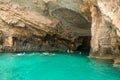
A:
[0, 0, 91, 52]
[4, 36, 13, 47]
[0, 0, 120, 66]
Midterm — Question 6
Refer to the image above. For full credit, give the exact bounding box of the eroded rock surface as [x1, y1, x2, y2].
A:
[1, 0, 120, 65]
[80, 0, 120, 64]
[0, 0, 91, 52]
[92, 1, 120, 58]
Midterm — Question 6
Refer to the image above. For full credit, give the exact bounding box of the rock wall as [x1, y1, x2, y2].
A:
[0, 0, 120, 64]
[91, 0, 120, 58]
[0, 0, 91, 52]
[80, 0, 120, 64]
[92, 0, 120, 64]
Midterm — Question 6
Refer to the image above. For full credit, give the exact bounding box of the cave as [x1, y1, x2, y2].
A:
[0, 1, 120, 79]
[52, 8, 91, 53]
[75, 36, 91, 52]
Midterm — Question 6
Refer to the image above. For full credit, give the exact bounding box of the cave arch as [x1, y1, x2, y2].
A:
[52, 8, 91, 53]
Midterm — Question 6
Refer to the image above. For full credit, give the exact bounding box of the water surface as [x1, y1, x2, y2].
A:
[0, 52, 120, 80]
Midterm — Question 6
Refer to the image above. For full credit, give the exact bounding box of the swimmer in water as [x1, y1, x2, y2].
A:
[79, 52, 82, 55]
[43, 51, 49, 55]
[67, 49, 73, 53]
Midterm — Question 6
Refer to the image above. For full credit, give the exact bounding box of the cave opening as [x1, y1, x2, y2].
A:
[75, 36, 91, 55]
[52, 8, 91, 55]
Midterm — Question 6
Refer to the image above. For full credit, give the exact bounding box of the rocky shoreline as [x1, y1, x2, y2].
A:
[0, 0, 120, 65]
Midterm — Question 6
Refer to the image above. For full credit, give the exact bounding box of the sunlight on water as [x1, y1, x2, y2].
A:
[0, 52, 120, 80]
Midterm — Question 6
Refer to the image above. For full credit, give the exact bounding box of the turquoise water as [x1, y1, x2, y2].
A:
[0, 52, 120, 80]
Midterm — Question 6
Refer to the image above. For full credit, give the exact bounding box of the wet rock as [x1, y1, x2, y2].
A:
[114, 58, 120, 65]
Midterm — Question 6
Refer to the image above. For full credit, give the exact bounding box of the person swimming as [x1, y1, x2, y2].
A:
[42, 52, 49, 55]
[67, 49, 73, 53]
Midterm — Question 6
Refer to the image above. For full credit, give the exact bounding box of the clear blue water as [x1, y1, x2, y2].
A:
[0, 52, 120, 80]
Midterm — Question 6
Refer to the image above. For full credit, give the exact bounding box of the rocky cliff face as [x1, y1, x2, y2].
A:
[0, 0, 91, 52]
[82, 0, 120, 64]
[0, 0, 120, 64]
[81, 0, 120, 64]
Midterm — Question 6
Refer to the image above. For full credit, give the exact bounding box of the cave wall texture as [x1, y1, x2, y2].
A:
[0, 0, 91, 52]
[0, 0, 120, 64]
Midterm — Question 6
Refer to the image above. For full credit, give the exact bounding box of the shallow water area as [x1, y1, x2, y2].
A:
[0, 52, 120, 80]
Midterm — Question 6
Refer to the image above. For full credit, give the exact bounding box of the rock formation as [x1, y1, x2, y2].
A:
[0, 0, 120, 64]
[82, 1, 114, 57]
[0, 0, 91, 52]
[81, 0, 120, 64]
